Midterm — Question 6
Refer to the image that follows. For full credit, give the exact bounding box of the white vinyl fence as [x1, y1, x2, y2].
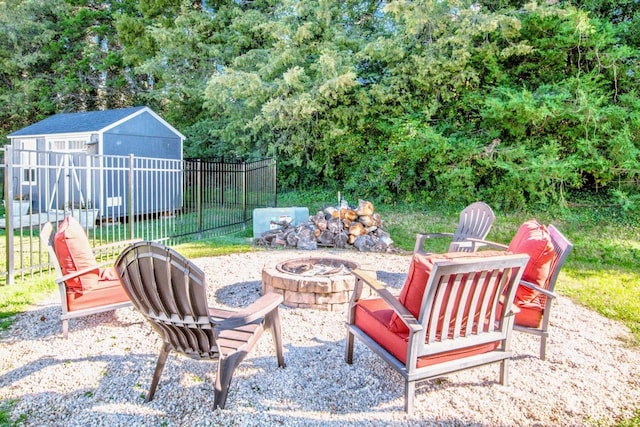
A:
[1, 146, 276, 284]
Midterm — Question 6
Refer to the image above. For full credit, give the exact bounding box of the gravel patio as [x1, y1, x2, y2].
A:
[1, 249, 638, 426]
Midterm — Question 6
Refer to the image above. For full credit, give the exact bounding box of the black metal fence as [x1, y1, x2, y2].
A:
[1, 146, 277, 284]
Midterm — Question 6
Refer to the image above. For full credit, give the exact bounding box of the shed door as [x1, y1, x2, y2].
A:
[48, 139, 92, 211]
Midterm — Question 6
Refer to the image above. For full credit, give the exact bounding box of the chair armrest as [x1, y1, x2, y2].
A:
[351, 269, 422, 333]
[519, 280, 557, 299]
[414, 232, 454, 253]
[416, 232, 454, 239]
[453, 240, 477, 250]
[214, 292, 284, 329]
[93, 239, 143, 254]
[498, 294, 521, 315]
[56, 265, 101, 285]
[465, 237, 508, 251]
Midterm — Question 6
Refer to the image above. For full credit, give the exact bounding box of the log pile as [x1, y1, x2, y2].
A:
[254, 199, 395, 252]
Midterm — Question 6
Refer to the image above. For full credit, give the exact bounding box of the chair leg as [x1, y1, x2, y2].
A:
[345, 329, 354, 364]
[540, 336, 547, 361]
[214, 352, 246, 409]
[500, 358, 510, 385]
[62, 319, 69, 339]
[404, 380, 415, 415]
[266, 309, 285, 368]
[146, 342, 171, 402]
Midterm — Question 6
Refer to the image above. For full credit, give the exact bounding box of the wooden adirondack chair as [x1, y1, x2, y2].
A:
[345, 251, 529, 414]
[414, 201, 495, 254]
[114, 241, 285, 409]
[467, 221, 574, 360]
[41, 217, 131, 338]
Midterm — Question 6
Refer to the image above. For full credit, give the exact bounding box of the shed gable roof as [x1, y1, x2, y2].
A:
[7, 106, 181, 138]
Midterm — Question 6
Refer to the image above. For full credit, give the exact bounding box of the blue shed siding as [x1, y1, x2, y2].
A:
[97, 155, 183, 219]
[102, 111, 182, 160]
[98, 111, 183, 218]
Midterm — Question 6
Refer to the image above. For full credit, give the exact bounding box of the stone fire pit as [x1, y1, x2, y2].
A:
[261, 257, 374, 311]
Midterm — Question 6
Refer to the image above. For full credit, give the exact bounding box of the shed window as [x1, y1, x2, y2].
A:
[50, 140, 88, 152]
[20, 140, 37, 186]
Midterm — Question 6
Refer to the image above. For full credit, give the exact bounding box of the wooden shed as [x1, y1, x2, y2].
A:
[7, 106, 184, 220]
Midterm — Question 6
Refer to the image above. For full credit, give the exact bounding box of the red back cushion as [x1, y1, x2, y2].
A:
[389, 250, 508, 333]
[507, 220, 555, 303]
[53, 216, 99, 292]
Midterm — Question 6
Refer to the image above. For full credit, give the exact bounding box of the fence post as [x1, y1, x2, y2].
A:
[272, 158, 278, 207]
[197, 159, 203, 233]
[220, 160, 224, 208]
[4, 146, 14, 285]
[242, 161, 248, 227]
[128, 154, 135, 239]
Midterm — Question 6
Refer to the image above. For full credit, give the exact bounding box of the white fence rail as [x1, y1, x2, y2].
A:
[1, 146, 276, 284]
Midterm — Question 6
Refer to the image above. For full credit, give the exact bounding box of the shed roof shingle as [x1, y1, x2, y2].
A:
[8, 106, 147, 137]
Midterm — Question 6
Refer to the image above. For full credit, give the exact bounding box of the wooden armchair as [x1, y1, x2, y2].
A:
[414, 201, 495, 254]
[114, 241, 285, 409]
[467, 221, 574, 359]
[41, 217, 131, 338]
[345, 251, 529, 414]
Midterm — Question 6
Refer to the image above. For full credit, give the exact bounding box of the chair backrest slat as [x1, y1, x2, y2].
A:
[425, 275, 448, 344]
[453, 274, 474, 338]
[478, 270, 501, 333]
[134, 250, 166, 317]
[464, 270, 487, 336]
[440, 274, 462, 340]
[156, 253, 179, 316]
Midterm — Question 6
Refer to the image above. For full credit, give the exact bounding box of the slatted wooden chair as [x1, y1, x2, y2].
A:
[467, 222, 573, 360]
[345, 251, 529, 414]
[114, 241, 285, 409]
[41, 217, 131, 338]
[414, 201, 495, 254]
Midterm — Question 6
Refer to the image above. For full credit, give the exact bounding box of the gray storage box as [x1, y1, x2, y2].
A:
[253, 207, 310, 238]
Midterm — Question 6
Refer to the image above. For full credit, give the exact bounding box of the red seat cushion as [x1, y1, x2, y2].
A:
[53, 217, 99, 293]
[389, 250, 508, 333]
[355, 298, 498, 368]
[507, 220, 555, 303]
[514, 296, 544, 328]
[66, 266, 129, 311]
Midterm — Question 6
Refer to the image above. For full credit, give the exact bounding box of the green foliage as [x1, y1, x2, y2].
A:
[613, 409, 640, 427]
[194, 0, 640, 209]
[1, 0, 639, 212]
[0, 0, 141, 141]
[173, 232, 255, 259]
[0, 275, 56, 332]
[612, 189, 640, 214]
[277, 187, 346, 213]
[0, 399, 27, 426]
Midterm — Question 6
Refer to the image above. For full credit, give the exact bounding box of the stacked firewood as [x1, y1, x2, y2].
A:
[255, 199, 395, 252]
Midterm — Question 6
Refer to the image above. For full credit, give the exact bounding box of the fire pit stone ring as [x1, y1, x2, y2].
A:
[261, 256, 375, 311]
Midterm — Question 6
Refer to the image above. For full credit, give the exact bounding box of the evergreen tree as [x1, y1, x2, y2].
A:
[0, 0, 140, 138]
[1, 0, 638, 210]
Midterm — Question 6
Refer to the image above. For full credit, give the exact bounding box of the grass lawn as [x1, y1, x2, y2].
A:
[376, 205, 640, 347]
